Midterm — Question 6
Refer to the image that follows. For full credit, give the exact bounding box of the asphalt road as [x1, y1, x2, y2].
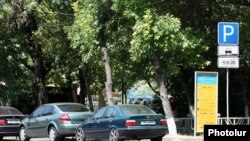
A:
[3, 136, 203, 141]
[3, 137, 76, 141]
[3, 137, 149, 141]
[3, 137, 147, 141]
[2, 137, 151, 141]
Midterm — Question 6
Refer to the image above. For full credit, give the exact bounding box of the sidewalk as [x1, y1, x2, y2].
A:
[162, 135, 203, 141]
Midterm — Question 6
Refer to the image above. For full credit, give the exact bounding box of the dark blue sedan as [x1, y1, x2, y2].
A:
[0, 106, 24, 140]
[75, 104, 168, 141]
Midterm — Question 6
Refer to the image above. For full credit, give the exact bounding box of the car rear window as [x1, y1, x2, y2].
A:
[120, 105, 156, 116]
[0, 107, 23, 115]
[57, 104, 89, 112]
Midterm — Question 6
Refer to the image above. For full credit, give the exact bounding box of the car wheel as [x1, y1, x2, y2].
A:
[109, 128, 122, 141]
[19, 126, 30, 141]
[49, 127, 64, 141]
[75, 127, 85, 141]
[0, 136, 3, 140]
[151, 137, 163, 141]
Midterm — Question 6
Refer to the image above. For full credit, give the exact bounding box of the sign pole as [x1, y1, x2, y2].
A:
[226, 68, 229, 124]
[217, 22, 239, 125]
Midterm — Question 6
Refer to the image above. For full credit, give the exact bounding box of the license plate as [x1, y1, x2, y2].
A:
[7, 120, 20, 124]
[141, 121, 156, 125]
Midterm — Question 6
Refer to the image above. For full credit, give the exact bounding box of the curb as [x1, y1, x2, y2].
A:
[162, 135, 203, 141]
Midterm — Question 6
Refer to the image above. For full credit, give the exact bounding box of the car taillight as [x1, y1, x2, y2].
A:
[160, 119, 167, 125]
[0, 119, 6, 125]
[125, 120, 136, 126]
[59, 114, 70, 121]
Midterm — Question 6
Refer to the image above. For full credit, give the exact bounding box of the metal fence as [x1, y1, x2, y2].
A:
[175, 118, 194, 135]
[217, 117, 250, 125]
[175, 117, 250, 135]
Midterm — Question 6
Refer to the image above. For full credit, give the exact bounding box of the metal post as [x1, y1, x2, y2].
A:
[121, 78, 124, 104]
[226, 68, 229, 124]
[125, 89, 127, 104]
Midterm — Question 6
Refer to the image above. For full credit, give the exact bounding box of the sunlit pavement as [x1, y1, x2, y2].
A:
[162, 135, 203, 141]
[3, 137, 149, 141]
[2, 137, 152, 141]
[3, 137, 75, 141]
[3, 136, 203, 141]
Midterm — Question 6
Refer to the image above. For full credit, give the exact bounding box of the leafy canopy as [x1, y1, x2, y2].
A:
[130, 10, 209, 77]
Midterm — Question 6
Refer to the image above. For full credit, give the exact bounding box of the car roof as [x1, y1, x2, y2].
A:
[103, 104, 147, 108]
[0, 106, 19, 109]
[0, 106, 23, 115]
[118, 104, 146, 107]
[43, 102, 85, 106]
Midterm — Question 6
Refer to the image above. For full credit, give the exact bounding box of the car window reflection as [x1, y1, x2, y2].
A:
[120, 105, 156, 116]
[58, 104, 89, 112]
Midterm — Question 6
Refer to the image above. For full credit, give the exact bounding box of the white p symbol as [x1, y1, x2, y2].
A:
[223, 25, 234, 42]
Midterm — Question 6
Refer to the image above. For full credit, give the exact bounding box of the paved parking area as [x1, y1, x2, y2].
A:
[3, 137, 75, 141]
[4, 136, 203, 141]
[2, 137, 150, 141]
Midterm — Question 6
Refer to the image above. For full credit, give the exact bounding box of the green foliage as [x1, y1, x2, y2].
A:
[66, 0, 136, 93]
[130, 9, 209, 78]
[1, 0, 250, 116]
[127, 80, 155, 96]
[0, 0, 76, 104]
[0, 42, 35, 112]
[0, 2, 13, 19]
[65, 0, 105, 92]
[66, 0, 99, 63]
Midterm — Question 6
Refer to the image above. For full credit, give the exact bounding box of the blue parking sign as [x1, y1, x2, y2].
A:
[218, 22, 239, 45]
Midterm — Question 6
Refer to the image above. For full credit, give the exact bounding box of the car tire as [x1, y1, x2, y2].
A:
[75, 127, 85, 141]
[19, 126, 30, 141]
[49, 127, 64, 141]
[0, 136, 3, 140]
[109, 128, 123, 141]
[151, 136, 163, 141]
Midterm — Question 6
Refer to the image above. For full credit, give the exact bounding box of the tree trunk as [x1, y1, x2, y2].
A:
[21, 9, 50, 106]
[183, 81, 194, 117]
[101, 47, 114, 105]
[7, 1, 50, 106]
[153, 52, 177, 136]
[97, 0, 114, 106]
[79, 69, 87, 104]
[82, 69, 94, 111]
[72, 85, 78, 103]
[34, 64, 47, 106]
[242, 77, 249, 117]
[79, 68, 94, 111]
[98, 90, 106, 109]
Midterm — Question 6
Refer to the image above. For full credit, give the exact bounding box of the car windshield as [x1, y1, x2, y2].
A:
[0, 107, 23, 115]
[58, 104, 89, 112]
[119, 105, 156, 116]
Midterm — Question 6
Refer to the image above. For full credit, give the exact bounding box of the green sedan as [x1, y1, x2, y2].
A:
[19, 103, 94, 141]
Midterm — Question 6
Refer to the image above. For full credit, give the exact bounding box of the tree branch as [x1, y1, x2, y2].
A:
[17, 57, 34, 72]
[144, 75, 160, 96]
